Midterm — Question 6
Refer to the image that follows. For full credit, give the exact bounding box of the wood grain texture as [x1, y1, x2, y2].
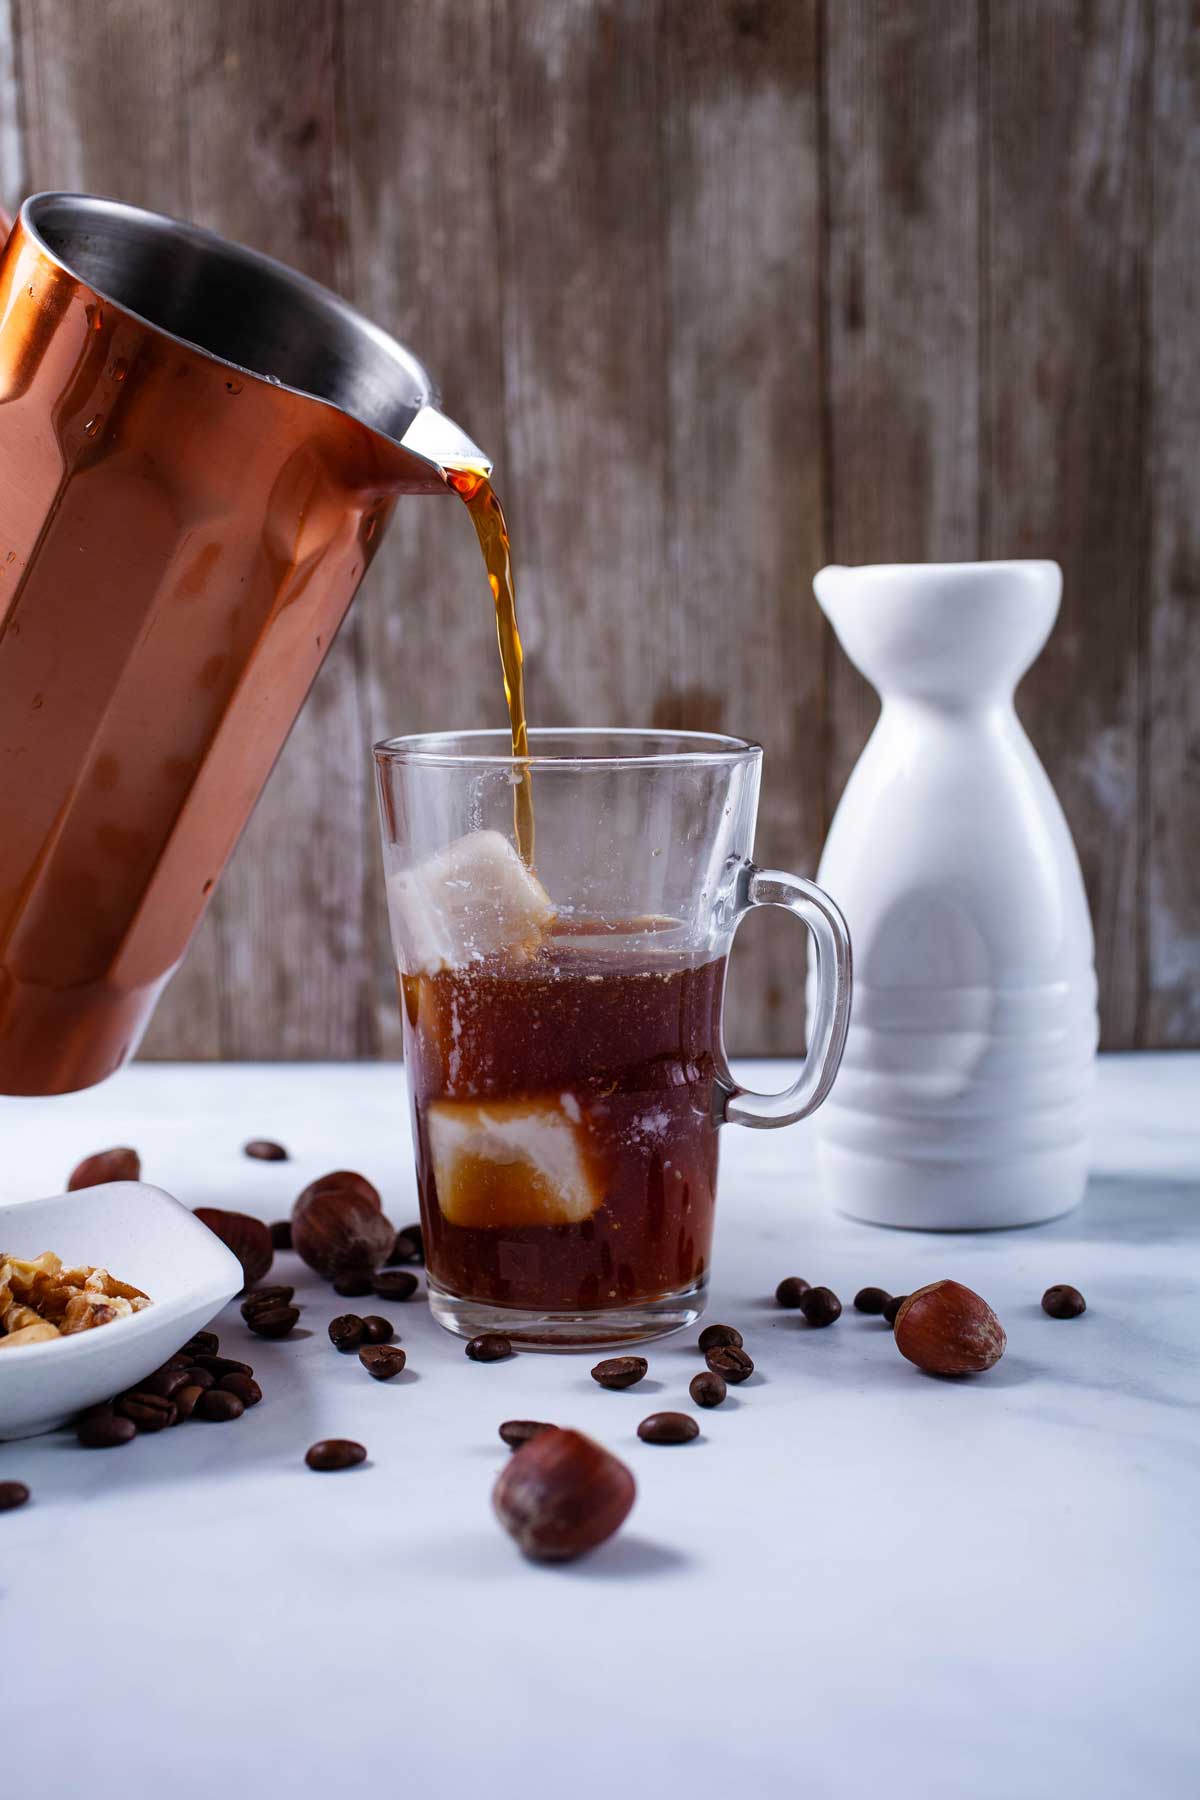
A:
[0, 0, 1193, 1057]
[660, 0, 824, 1051]
[823, 0, 982, 802]
[985, 0, 1151, 1048]
[1143, 0, 1200, 1042]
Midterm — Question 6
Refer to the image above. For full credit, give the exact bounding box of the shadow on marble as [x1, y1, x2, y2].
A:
[1049, 1175, 1200, 1246]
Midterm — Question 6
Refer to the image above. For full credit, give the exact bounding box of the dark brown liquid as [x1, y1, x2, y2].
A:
[445, 468, 534, 864]
[402, 936, 725, 1312]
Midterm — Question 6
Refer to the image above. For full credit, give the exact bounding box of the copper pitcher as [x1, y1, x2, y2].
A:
[0, 193, 489, 1095]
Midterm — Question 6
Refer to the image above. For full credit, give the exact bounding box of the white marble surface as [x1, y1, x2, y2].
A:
[3, 1055, 1197, 1799]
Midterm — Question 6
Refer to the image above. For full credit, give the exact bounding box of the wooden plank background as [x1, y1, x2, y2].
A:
[0, 0, 1194, 1057]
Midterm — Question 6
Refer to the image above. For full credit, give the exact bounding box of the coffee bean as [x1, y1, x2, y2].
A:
[705, 1345, 754, 1383]
[163, 1352, 194, 1371]
[854, 1286, 891, 1316]
[359, 1344, 407, 1381]
[1042, 1284, 1086, 1319]
[690, 1370, 727, 1408]
[246, 1303, 300, 1339]
[181, 1330, 219, 1359]
[591, 1356, 648, 1390]
[0, 1480, 30, 1511]
[77, 1405, 136, 1448]
[466, 1333, 513, 1362]
[697, 1323, 742, 1352]
[498, 1419, 554, 1450]
[332, 1271, 376, 1298]
[241, 1285, 294, 1318]
[117, 1392, 177, 1432]
[219, 1373, 262, 1406]
[372, 1269, 419, 1302]
[196, 1389, 245, 1422]
[305, 1438, 367, 1471]
[143, 1364, 194, 1400]
[174, 1384, 205, 1422]
[637, 1412, 700, 1445]
[775, 1277, 811, 1308]
[181, 1366, 215, 1390]
[328, 1313, 365, 1353]
[882, 1294, 907, 1326]
[360, 1315, 394, 1345]
[270, 1220, 293, 1250]
[244, 1138, 288, 1162]
[193, 1354, 254, 1379]
[799, 1286, 842, 1328]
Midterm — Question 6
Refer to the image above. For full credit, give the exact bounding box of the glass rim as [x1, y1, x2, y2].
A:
[372, 726, 763, 770]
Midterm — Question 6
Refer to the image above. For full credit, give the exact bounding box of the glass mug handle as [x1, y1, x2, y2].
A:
[717, 866, 852, 1128]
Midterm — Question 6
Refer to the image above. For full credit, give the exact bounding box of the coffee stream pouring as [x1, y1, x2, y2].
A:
[0, 194, 492, 1095]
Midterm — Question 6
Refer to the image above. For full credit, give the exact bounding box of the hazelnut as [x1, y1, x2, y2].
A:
[291, 1188, 395, 1280]
[493, 1427, 636, 1562]
[293, 1170, 382, 1223]
[893, 1280, 1006, 1376]
[193, 1207, 274, 1292]
[67, 1146, 141, 1190]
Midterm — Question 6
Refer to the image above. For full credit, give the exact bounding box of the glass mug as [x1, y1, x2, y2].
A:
[374, 729, 851, 1349]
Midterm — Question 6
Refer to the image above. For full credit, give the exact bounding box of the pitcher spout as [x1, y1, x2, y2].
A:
[396, 404, 491, 492]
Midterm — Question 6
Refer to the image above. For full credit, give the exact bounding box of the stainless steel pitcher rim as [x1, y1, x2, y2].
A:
[18, 191, 489, 472]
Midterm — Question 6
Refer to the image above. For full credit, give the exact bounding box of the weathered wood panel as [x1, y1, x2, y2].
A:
[0, 0, 1193, 1056]
[823, 0, 982, 802]
[985, 0, 1151, 1048]
[1143, 0, 1200, 1043]
[660, 0, 824, 1051]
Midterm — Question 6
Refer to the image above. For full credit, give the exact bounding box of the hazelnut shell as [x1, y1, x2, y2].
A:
[193, 1207, 273, 1293]
[67, 1146, 141, 1190]
[291, 1188, 395, 1280]
[294, 1170, 382, 1223]
[893, 1279, 1006, 1375]
[493, 1427, 635, 1562]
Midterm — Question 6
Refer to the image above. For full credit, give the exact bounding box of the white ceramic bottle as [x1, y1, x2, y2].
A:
[811, 561, 1098, 1229]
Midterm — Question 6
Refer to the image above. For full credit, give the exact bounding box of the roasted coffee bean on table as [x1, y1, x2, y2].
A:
[359, 1344, 407, 1381]
[498, 1419, 554, 1451]
[799, 1286, 842, 1328]
[143, 1364, 194, 1400]
[854, 1286, 892, 1316]
[194, 1354, 253, 1379]
[372, 1269, 419, 1302]
[269, 1220, 293, 1250]
[245, 1303, 300, 1339]
[690, 1370, 727, 1408]
[0, 1480, 30, 1511]
[705, 1345, 754, 1383]
[591, 1356, 648, 1390]
[328, 1314, 366, 1353]
[697, 1323, 742, 1352]
[116, 1391, 177, 1432]
[196, 1389, 245, 1422]
[241, 1285, 294, 1318]
[181, 1365, 215, 1389]
[219, 1373, 262, 1407]
[882, 1294, 908, 1326]
[1042, 1284, 1087, 1319]
[637, 1412, 700, 1445]
[174, 1384, 205, 1422]
[332, 1271, 376, 1298]
[77, 1405, 136, 1448]
[244, 1138, 288, 1161]
[360, 1315, 394, 1345]
[306, 1438, 367, 1472]
[181, 1330, 219, 1359]
[775, 1277, 811, 1309]
[466, 1333, 513, 1362]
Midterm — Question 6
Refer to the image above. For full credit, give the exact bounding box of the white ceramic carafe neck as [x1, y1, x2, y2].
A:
[814, 560, 1062, 708]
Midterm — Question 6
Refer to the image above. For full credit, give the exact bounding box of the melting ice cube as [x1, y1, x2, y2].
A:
[386, 830, 555, 975]
[427, 1097, 600, 1229]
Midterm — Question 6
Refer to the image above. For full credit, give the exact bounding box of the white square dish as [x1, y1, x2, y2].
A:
[0, 1181, 243, 1439]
